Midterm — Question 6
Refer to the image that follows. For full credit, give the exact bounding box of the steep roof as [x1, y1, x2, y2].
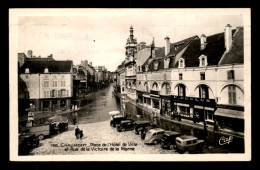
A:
[142, 36, 198, 71]
[219, 27, 244, 65]
[180, 29, 237, 67]
[19, 60, 73, 74]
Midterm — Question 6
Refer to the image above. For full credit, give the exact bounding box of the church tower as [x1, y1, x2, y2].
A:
[125, 25, 137, 59]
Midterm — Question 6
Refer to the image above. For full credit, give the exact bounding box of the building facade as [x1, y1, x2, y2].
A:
[19, 60, 73, 112]
[136, 24, 244, 132]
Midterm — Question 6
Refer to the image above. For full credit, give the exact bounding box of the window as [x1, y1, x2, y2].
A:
[44, 91, 47, 98]
[227, 70, 235, 80]
[145, 65, 149, 72]
[205, 110, 214, 121]
[178, 58, 185, 68]
[47, 91, 49, 98]
[202, 58, 205, 66]
[200, 72, 205, 80]
[145, 83, 149, 92]
[152, 83, 158, 90]
[61, 81, 66, 87]
[199, 55, 208, 67]
[187, 141, 192, 145]
[122, 87, 124, 92]
[52, 90, 55, 97]
[164, 58, 170, 69]
[67, 90, 69, 97]
[52, 81, 57, 87]
[199, 85, 209, 99]
[228, 85, 236, 104]
[154, 61, 159, 70]
[178, 84, 186, 97]
[179, 73, 183, 80]
[44, 81, 49, 87]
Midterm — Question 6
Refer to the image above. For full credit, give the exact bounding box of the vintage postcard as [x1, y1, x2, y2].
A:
[9, 8, 251, 161]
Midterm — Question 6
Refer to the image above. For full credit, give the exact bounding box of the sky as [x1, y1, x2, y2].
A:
[17, 9, 245, 71]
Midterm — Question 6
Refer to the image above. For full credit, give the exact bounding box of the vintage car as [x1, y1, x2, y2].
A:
[134, 121, 151, 134]
[48, 115, 69, 135]
[110, 115, 126, 127]
[116, 119, 135, 132]
[175, 135, 205, 153]
[140, 124, 157, 140]
[144, 128, 165, 145]
[161, 131, 181, 150]
[18, 132, 39, 155]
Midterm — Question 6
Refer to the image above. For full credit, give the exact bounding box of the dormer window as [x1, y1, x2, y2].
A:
[44, 68, 49, 73]
[178, 58, 185, 68]
[154, 61, 159, 70]
[164, 58, 170, 69]
[145, 65, 149, 72]
[25, 68, 30, 73]
[199, 55, 208, 67]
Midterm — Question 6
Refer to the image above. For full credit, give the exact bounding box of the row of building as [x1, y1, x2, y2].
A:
[18, 51, 113, 115]
[115, 25, 244, 133]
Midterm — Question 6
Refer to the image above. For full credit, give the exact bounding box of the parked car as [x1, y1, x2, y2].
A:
[22, 123, 50, 140]
[134, 121, 151, 134]
[18, 132, 39, 155]
[161, 131, 181, 150]
[110, 115, 126, 127]
[140, 124, 157, 140]
[116, 119, 135, 132]
[144, 128, 165, 145]
[175, 135, 205, 153]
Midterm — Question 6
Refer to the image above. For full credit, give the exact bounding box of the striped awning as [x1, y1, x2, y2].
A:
[215, 108, 244, 119]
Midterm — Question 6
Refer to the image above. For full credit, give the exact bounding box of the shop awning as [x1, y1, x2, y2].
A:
[177, 103, 189, 107]
[215, 108, 244, 119]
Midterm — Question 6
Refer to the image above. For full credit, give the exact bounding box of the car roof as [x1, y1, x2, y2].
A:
[177, 135, 198, 141]
[164, 131, 181, 136]
[113, 115, 124, 118]
[135, 121, 150, 124]
[148, 128, 164, 133]
[121, 120, 132, 123]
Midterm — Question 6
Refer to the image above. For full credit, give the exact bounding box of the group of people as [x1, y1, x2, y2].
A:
[74, 126, 84, 140]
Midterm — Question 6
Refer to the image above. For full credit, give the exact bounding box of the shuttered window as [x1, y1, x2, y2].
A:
[228, 85, 236, 104]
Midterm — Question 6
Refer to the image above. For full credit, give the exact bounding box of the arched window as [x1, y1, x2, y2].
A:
[199, 55, 207, 67]
[228, 85, 236, 104]
[144, 82, 149, 92]
[178, 84, 186, 97]
[178, 58, 185, 68]
[162, 83, 171, 94]
[152, 83, 158, 90]
[199, 85, 209, 99]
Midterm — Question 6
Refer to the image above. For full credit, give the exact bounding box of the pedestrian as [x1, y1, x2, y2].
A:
[75, 126, 79, 139]
[79, 130, 84, 140]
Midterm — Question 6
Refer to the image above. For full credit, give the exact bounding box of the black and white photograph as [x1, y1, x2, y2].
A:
[9, 8, 251, 161]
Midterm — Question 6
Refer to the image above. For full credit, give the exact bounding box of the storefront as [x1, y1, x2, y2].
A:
[171, 95, 216, 123]
[136, 91, 143, 104]
[160, 95, 171, 117]
[214, 107, 244, 132]
[143, 94, 151, 107]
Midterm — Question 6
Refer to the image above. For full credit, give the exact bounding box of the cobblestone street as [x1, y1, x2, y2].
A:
[31, 120, 178, 155]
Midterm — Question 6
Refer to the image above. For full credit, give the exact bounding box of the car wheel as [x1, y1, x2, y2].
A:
[121, 128, 125, 132]
[153, 139, 158, 145]
[169, 144, 175, 150]
[38, 135, 44, 140]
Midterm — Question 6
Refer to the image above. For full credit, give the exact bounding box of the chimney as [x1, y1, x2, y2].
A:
[200, 34, 207, 50]
[164, 36, 170, 55]
[27, 50, 33, 58]
[225, 24, 232, 52]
